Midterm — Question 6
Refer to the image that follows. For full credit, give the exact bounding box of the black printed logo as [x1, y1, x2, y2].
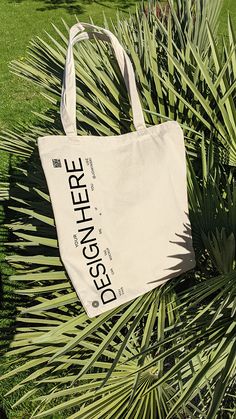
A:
[52, 159, 62, 168]
[63, 157, 117, 307]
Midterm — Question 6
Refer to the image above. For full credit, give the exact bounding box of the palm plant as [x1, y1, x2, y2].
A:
[0, 1, 235, 417]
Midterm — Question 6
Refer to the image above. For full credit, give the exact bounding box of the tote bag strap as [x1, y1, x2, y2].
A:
[60, 22, 146, 136]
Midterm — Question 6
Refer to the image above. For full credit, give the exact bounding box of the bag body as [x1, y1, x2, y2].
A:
[38, 22, 195, 318]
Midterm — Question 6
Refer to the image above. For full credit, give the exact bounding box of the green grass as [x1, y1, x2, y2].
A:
[0, 0, 139, 131]
[0, 0, 235, 132]
[219, 0, 236, 36]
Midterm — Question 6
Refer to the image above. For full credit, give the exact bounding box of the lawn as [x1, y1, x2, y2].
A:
[0, 0, 236, 130]
[0, 0, 235, 418]
[0, 0, 139, 132]
[0, 0, 235, 132]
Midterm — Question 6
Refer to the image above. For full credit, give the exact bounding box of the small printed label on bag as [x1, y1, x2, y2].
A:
[52, 158, 62, 168]
[104, 247, 113, 261]
[73, 234, 79, 248]
[85, 157, 96, 179]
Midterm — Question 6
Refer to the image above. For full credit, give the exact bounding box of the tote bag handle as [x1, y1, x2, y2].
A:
[60, 22, 146, 136]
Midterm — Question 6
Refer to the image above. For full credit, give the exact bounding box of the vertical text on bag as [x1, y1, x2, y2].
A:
[64, 157, 117, 306]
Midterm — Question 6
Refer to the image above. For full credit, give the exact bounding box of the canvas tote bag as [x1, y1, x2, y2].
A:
[38, 22, 195, 318]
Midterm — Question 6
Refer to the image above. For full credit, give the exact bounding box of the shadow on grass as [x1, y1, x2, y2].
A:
[94, 0, 137, 11]
[8, 0, 86, 14]
[8, 0, 137, 13]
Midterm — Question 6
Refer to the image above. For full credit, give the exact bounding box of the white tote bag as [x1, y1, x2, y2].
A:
[38, 22, 195, 318]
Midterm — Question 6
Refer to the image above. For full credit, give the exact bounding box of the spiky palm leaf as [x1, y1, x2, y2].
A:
[0, 1, 235, 418]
